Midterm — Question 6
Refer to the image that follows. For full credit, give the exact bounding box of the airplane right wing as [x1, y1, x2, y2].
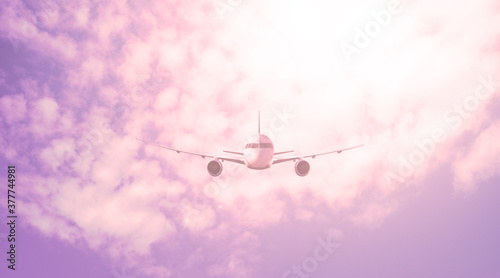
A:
[272, 144, 364, 164]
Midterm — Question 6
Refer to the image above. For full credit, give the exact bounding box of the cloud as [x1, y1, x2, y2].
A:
[452, 121, 500, 193]
[0, 94, 27, 124]
[29, 96, 60, 136]
[205, 231, 261, 278]
[2, 0, 500, 276]
[351, 202, 397, 228]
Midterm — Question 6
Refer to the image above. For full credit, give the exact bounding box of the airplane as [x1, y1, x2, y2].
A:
[136, 112, 364, 177]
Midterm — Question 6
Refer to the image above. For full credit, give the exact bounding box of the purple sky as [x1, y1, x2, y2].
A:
[1, 0, 500, 277]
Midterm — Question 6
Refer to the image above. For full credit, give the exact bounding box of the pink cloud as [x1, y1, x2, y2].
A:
[2, 0, 500, 276]
[0, 93, 27, 124]
[452, 121, 500, 193]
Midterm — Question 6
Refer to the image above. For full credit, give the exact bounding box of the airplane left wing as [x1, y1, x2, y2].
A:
[272, 144, 364, 164]
[223, 150, 244, 155]
[136, 138, 246, 165]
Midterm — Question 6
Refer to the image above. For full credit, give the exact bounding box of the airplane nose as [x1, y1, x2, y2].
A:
[247, 151, 258, 163]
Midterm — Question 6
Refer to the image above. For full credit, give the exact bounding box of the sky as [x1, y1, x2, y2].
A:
[0, 0, 499, 277]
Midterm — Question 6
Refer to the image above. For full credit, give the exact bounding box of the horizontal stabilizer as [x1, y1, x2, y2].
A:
[274, 150, 294, 155]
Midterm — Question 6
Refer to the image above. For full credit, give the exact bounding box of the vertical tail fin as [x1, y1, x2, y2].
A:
[258, 111, 260, 134]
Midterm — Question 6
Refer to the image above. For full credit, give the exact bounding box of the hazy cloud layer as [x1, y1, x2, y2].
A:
[1, 0, 499, 276]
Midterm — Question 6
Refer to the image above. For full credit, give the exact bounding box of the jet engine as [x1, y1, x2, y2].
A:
[295, 160, 310, 177]
[207, 159, 223, 177]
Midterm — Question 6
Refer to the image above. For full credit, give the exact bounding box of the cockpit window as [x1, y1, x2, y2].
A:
[260, 143, 273, 148]
[245, 143, 274, 148]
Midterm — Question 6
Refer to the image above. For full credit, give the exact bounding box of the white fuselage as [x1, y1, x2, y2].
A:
[243, 134, 274, 169]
